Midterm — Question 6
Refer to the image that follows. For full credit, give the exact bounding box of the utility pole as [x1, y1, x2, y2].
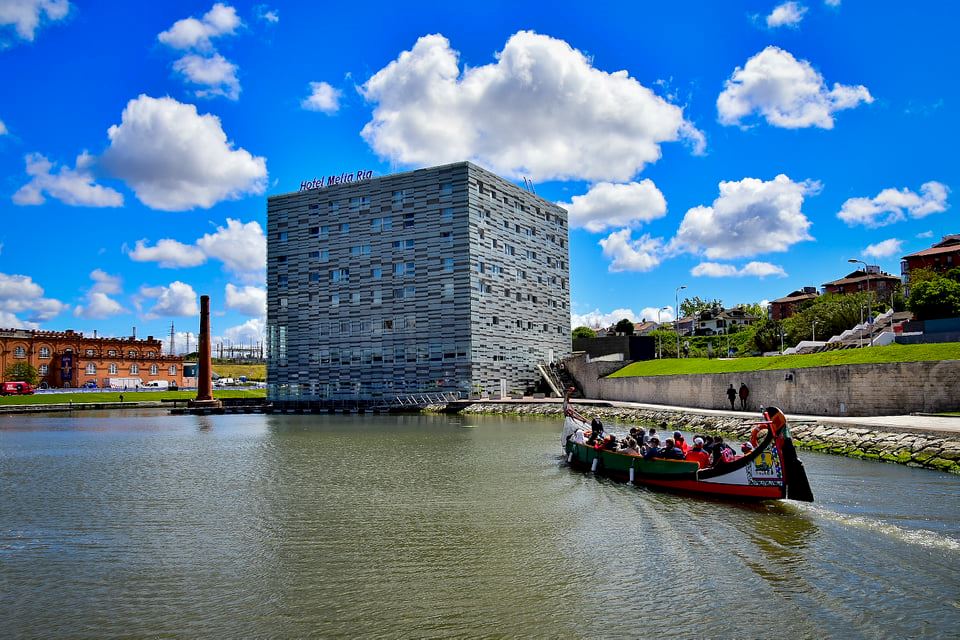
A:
[675, 285, 687, 358]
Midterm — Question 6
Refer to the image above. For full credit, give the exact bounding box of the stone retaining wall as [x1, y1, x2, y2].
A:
[434, 402, 960, 475]
[565, 355, 960, 417]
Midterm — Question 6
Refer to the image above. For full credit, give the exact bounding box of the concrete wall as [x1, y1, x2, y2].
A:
[565, 355, 960, 416]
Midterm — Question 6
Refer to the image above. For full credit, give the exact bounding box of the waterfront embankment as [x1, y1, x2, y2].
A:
[436, 400, 960, 474]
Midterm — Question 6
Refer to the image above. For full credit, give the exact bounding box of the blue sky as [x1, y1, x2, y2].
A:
[0, 0, 955, 346]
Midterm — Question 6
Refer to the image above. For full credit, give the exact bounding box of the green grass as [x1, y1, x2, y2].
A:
[0, 389, 266, 405]
[212, 363, 266, 381]
[609, 343, 960, 378]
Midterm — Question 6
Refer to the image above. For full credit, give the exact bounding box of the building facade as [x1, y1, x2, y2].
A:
[0, 329, 184, 388]
[266, 162, 571, 405]
[769, 287, 819, 321]
[901, 233, 960, 296]
[822, 268, 900, 296]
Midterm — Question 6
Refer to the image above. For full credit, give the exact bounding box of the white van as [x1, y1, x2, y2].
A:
[143, 380, 169, 389]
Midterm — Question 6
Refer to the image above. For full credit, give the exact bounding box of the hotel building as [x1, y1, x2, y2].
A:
[266, 162, 571, 406]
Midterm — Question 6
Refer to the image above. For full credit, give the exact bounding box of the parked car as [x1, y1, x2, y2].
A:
[1, 381, 35, 395]
[83, 381, 98, 389]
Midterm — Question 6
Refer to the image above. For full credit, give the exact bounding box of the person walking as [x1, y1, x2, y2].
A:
[726, 384, 736, 410]
[738, 383, 749, 410]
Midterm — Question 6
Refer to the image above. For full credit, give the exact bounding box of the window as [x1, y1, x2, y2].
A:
[504, 244, 515, 256]
[490, 264, 502, 276]
[128, 350, 136, 358]
[350, 244, 371, 257]
[441, 207, 453, 221]
[383, 319, 393, 331]
[351, 292, 360, 304]
[392, 239, 415, 250]
[394, 262, 415, 277]
[150, 364, 159, 375]
[441, 231, 453, 245]
[404, 212, 415, 228]
[85, 363, 96, 374]
[340, 222, 350, 233]
[85, 349, 95, 356]
[331, 293, 340, 307]
[130, 364, 139, 374]
[442, 282, 454, 298]
[331, 268, 349, 283]
[39, 364, 48, 375]
[13, 346, 25, 358]
[309, 226, 320, 238]
[371, 267, 382, 280]
[318, 225, 329, 238]
[39, 347, 50, 358]
[440, 182, 453, 195]
[278, 274, 288, 287]
[278, 231, 288, 242]
[516, 270, 526, 281]
[492, 316, 499, 325]
[309, 272, 321, 283]
[310, 249, 329, 262]
[371, 217, 393, 232]
[350, 196, 370, 209]
[109, 363, 118, 375]
[330, 201, 340, 213]
[108, 349, 117, 357]
[393, 286, 416, 299]
[392, 190, 408, 205]
[169, 365, 177, 375]
[443, 258, 454, 273]
[373, 289, 382, 305]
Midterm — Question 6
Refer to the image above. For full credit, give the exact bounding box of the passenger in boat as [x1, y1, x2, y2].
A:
[684, 437, 711, 469]
[642, 437, 661, 459]
[702, 435, 715, 452]
[644, 427, 657, 445]
[620, 437, 641, 455]
[571, 429, 587, 444]
[711, 436, 736, 465]
[658, 438, 685, 460]
[603, 434, 619, 451]
[673, 431, 689, 454]
[734, 442, 754, 459]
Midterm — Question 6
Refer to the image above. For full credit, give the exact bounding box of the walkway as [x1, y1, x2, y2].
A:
[466, 397, 960, 437]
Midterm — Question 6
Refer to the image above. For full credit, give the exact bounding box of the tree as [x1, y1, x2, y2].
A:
[680, 296, 724, 318]
[738, 302, 767, 319]
[572, 326, 597, 339]
[908, 277, 960, 320]
[4, 362, 39, 385]
[782, 292, 876, 343]
[615, 318, 634, 335]
[749, 317, 784, 353]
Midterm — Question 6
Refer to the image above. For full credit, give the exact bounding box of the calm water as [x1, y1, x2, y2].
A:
[1, 411, 958, 639]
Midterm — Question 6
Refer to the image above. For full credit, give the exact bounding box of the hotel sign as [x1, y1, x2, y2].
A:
[300, 170, 374, 192]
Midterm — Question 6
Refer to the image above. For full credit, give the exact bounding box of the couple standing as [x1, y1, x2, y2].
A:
[726, 383, 749, 410]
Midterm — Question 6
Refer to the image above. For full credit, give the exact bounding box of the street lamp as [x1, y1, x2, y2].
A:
[812, 320, 819, 343]
[656, 306, 670, 358]
[848, 258, 872, 327]
[780, 328, 785, 354]
[675, 285, 687, 358]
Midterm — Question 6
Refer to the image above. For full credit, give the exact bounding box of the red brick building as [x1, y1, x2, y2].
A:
[769, 287, 819, 321]
[0, 328, 184, 389]
[901, 234, 960, 296]
[822, 269, 900, 296]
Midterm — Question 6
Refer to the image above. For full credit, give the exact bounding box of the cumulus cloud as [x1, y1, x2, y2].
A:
[837, 182, 949, 227]
[75, 269, 125, 319]
[158, 2, 240, 50]
[559, 180, 667, 233]
[862, 238, 903, 259]
[254, 5, 278, 23]
[360, 31, 703, 183]
[173, 53, 240, 100]
[766, 2, 807, 28]
[691, 261, 787, 278]
[140, 281, 199, 319]
[12, 152, 123, 207]
[89, 268, 121, 295]
[217, 317, 265, 345]
[916, 230, 934, 239]
[598, 229, 664, 272]
[0, 0, 69, 43]
[301, 81, 341, 114]
[100, 95, 267, 211]
[0, 272, 67, 327]
[224, 283, 265, 317]
[129, 218, 266, 277]
[671, 174, 816, 260]
[717, 46, 872, 129]
[571, 306, 675, 329]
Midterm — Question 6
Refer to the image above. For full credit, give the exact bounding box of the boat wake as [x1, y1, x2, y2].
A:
[797, 503, 960, 553]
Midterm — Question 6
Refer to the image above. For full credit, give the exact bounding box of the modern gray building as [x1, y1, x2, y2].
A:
[266, 161, 570, 406]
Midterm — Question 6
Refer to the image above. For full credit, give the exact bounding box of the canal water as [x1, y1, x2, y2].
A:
[1, 411, 958, 639]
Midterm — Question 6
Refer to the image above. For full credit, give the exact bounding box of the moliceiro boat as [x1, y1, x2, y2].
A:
[561, 395, 814, 502]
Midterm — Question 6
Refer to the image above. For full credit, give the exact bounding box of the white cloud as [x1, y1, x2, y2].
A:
[717, 46, 872, 129]
[671, 174, 816, 259]
[862, 238, 903, 259]
[301, 81, 341, 114]
[766, 2, 807, 28]
[0, 0, 69, 42]
[0, 272, 67, 326]
[916, 230, 934, 239]
[360, 31, 703, 183]
[12, 152, 123, 207]
[571, 306, 674, 328]
[255, 5, 278, 23]
[140, 281, 199, 319]
[129, 218, 265, 277]
[100, 95, 267, 211]
[837, 182, 949, 227]
[217, 317, 265, 345]
[224, 283, 265, 317]
[157, 2, 240, 50]
[559, 180, 667, 233]
[173, 53, 240, 100]
[691, 261, 787, 278]
[129, 238, 206, 268]
[598, 229, 664, 272]
[74, 269, 125, 319]
[824, 0, 841, 7]
[0, 119, 7, 135]
[89, 268, 122, 295]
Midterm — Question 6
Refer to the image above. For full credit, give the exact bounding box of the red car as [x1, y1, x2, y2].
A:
[1, 381, 35, 395]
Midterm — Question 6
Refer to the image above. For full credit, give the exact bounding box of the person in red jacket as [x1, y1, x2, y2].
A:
[673, 430, 689, 454]
[684, 437, 711, 469]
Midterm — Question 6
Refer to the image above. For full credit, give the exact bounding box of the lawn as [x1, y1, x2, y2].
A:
[0, 389, 266, 405]
[212, 363, 266, 381]
[609, 343, 960, 378]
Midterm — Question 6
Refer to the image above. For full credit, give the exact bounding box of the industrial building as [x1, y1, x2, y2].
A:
[266, 162, 571, 406]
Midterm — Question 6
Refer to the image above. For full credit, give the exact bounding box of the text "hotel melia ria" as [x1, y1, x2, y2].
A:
[299, 170, 373, 191]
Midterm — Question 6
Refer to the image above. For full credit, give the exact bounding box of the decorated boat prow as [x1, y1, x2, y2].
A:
[560, 391, 813, 502]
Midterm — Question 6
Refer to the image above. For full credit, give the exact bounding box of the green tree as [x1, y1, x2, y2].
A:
[572, 326, 597, 339]
[908, 277, 960, 320]
[749, 317, 784, 353]
[615, 318, 635, 335]
[4, 362, 39, 385]
[782, 292, 877, 343]
[738, 302, 767, 319]
[680, 296, 724, 318]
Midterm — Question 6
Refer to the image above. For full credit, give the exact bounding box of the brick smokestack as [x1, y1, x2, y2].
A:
[195, 295, 214, 403]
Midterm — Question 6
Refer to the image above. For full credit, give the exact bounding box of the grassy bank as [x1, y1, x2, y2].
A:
[610, 343, 960, 378]
[0, 389, 266, 405]
[212, 363, 266, 381]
